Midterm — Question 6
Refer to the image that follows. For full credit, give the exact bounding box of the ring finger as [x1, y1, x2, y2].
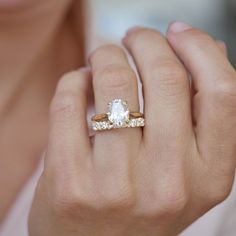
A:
[89, 45, 141, 174]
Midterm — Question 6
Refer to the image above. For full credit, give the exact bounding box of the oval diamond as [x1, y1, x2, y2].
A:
[107, 99, 129, 128]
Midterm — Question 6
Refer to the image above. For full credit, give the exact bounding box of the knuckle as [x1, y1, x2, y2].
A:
[203, 181, 233, 207]
[149, 59, 188, 96]
[56, 71, 86, 92]
[210, 190, 231, 206]
[50, 71, 86, 117]
[138, 181, 188, 219]
[204, 77, 236, 111]
[98, 185, 135, 211]
[128, 28, 161, 44]
[158, 187, 188, 216]
[94, 65, 136, 93]
[184, 29, 214, 49]
[50, 179, 95, 216]
[151, 59, 187, 81]
[51, 185, 83, 214]
[212, 80, 236, 101]
[90, 44, 124, 61]
[51, 182, 135, 214]
[50, 90, 78, 117]
[56, 72, 77, 90]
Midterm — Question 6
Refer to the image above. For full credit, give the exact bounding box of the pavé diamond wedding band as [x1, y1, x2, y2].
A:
[91, 99, 145, 131]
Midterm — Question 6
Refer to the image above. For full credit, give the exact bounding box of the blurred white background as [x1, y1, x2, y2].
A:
[90, 0, 236, 65]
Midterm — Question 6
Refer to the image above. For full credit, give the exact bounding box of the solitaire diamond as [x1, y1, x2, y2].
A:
[107, 99, 129, 128]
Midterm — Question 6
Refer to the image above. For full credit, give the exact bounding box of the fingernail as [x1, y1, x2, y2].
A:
[126, 26, 143, 35]
[217, 40, 227, 49]
[168, 21, 192, 33]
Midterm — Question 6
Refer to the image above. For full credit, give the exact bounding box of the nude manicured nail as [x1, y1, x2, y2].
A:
[168, 22, 192, 33]
[217, 40, 227, 49]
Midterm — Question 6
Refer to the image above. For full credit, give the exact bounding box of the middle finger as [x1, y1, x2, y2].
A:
[123, 28, 193, 148]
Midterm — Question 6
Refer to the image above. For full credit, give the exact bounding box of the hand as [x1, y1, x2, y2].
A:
[29, 22, 236, 236]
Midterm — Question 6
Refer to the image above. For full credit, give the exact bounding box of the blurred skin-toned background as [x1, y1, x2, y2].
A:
[91, 0, 236, 66]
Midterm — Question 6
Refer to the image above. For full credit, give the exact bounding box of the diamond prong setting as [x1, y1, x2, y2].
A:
[91, 98, 145, 131]
[107, 99, 130, 128]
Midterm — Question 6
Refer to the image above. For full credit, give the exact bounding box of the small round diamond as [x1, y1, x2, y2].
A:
[129, 119, 137, 127]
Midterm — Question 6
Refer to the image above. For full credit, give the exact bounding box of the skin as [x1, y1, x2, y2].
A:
[29, 21, 236, 236]
[0, 1, 235, 235]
